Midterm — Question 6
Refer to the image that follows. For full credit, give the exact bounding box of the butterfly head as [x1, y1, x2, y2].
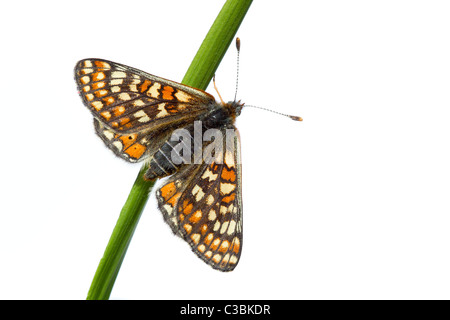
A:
[224, 100, 244, 121]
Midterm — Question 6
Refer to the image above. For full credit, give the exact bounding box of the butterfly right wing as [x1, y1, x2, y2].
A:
[156, 126, 243, 271]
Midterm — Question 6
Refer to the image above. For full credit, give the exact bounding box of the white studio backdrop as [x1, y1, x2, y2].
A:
[1, 0, 449, 299]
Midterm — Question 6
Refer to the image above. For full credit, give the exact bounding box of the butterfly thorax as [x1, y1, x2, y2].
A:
[203, 101, 243, 129]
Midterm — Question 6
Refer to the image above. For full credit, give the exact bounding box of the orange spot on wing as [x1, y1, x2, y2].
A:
[139, 80, 152, 93]
[119, 117, 130, 126]
[162, 86, 174, 100]
[222, 193, 235, 203]
[183, 224, 192, 234]
[183, 202, 193, 215]
[119, 134, 137, 149]
[94, 61, 110, 68]
[231, 238, 240, 254]
[95, 89, 108, 97]
[160, 182, 176, 201]
[104, 96, 115, 106]
[219, 240, 230, 253]
[113, 105, 125, 116]
[221, 168, 236, 182]
[204, 233, 214, 246]
[165, 104, 179, 114]
[92, 82, 105, 90]
[210, 238, 220, 251]
[92, 72, 105, 81]
[189, 210, 202, 223]
[167, 192, 181, 206]
[124, 143, 146, 159]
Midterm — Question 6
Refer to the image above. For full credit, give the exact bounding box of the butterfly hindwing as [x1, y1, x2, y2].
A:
[94, 118, 152, 162]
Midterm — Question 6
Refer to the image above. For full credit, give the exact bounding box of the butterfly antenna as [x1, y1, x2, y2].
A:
[213, 74, 225, 104]
[245, 105, 303, 122]
[234, 37, 241, 101]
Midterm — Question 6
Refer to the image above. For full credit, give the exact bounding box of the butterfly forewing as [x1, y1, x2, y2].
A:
[75, 59, 218, 163]
[74, 59, 215, 133]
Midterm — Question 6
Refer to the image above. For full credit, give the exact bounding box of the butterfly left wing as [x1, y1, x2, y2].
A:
[156, 126, 243, 271]
[75, 59, 217, 164]
[74, 59, 215, 133]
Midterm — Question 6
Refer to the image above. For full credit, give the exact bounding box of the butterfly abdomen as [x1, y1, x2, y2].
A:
[144, 139, 180, 180]
[144, 122, 202, 180]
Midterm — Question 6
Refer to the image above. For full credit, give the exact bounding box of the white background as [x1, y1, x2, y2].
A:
[1, 0, 450, 300]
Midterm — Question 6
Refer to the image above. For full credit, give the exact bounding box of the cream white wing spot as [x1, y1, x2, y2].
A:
[102, 130, 114, 140]
[208, 209, 217, 221]
[220, 221, 229, 234]
[206, 195, 214, 205]
[118, 93, 131, 101]
[191, 185, 205, 201]
[133, 100, 145, 107]
[220, 182, 235, 195]
[163, 204, 174, 215]
[112, 141, 123, 151]
[110, 79, 123, 85]
[227, 220, 236, 235]
[174, 90, 191, 103]
[212, 254, 222, 264]
[91, 101, 103, 111]
[81, 76, 90, 84]
[93, 72, 105, 81]
[111, 71, 126, 78]
[191, 233, 201, 245]
[148, 82, 161, 98]
[224, 150, 235, 167]
[201, 167, 218, 182]
[156, 104, 169, 118]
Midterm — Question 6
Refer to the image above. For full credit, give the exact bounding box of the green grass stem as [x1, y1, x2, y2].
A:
[86, 0, 253, 300]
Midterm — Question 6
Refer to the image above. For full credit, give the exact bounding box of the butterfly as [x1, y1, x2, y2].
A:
[75, 58, 245, 271]
[74, 57, 301, 271]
